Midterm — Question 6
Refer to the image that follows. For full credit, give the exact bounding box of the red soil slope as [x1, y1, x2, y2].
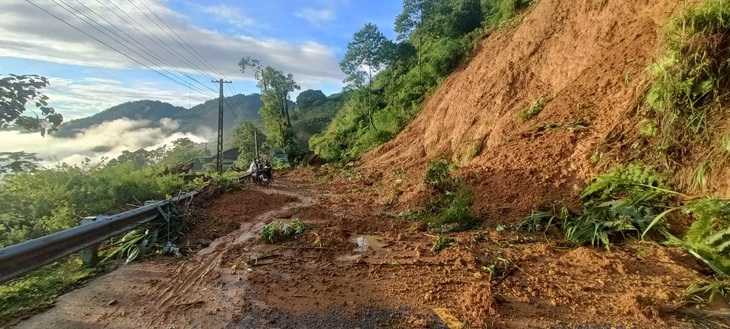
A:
[361, 0, 687, 221]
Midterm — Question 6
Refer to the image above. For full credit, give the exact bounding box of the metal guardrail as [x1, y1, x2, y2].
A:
[0, 191, 197, 285]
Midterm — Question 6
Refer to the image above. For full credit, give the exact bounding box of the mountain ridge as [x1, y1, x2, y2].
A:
[56, 94, 265, 138]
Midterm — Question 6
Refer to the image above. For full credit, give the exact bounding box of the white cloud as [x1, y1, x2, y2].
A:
[0, 0, 344, 89]
[0, 118, 208, 165]
[295, 8, 336, 25]
[201, 4, 256, 29]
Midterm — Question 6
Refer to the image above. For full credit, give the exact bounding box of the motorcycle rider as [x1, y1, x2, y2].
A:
[262, 154, 272, 180]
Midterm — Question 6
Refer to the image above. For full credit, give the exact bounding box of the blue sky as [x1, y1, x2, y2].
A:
[0, 0, 403, 120]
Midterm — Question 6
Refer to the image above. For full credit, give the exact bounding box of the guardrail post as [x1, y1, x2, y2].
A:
[79, 217, 99, 267]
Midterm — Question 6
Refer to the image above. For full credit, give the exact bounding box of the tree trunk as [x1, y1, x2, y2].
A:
[368, 68, 377, 131]
[284, 95, 292, 128]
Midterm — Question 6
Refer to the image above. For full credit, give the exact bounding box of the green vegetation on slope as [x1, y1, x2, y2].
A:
[0, 259, 96, 323]
[515, 0, 730, 302]
[643, 0, 730, 190]
[311, 0, 534, 162]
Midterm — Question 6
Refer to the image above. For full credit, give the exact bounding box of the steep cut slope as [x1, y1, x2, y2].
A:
[361, 0, 685, 220]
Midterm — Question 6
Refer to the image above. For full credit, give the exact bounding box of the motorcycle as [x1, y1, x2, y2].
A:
[255, 167, 270, 187]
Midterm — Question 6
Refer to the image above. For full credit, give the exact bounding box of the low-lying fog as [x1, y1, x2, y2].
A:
[2, 118, 212, 166]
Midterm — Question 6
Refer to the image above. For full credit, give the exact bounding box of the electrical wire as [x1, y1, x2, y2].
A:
[136, 0, 229, 81]
[72, 0, 216, 95]
[25, 0, 214, 98]
[58, 0, 215, 96]
[103, 0, 219, 92]
[126, 0, 219, 83]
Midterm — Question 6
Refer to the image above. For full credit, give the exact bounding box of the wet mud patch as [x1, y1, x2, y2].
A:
[182, 189, 299, 249]
[235, 305, 449, 329]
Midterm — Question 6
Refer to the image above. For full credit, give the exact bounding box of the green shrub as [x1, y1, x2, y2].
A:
[563, 200, 662, 249]
[686, 280, 730, 303]
[682, 198, 730, 277]
[580, 163, 668, 204]
[424, 159, 458, 192]
[0, 162, 187, 248]
[566, 164, 671, 249]
[429, 186, 477, 232]
[521, 164, 672, 249]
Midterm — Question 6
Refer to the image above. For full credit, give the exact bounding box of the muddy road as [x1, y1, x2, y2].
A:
[7, 172, 727, 328]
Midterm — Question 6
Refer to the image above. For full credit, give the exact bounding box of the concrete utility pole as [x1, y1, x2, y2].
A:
[212, 79, 232, 174]
[253, 126, 259, 159]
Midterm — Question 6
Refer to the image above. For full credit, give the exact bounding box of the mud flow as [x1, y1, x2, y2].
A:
[9, 174, 726, 329]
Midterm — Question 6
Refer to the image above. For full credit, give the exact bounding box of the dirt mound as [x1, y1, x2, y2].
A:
[360, 0, 685, 221]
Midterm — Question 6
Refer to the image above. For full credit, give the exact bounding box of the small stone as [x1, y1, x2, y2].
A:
[108, 300, 118, 306]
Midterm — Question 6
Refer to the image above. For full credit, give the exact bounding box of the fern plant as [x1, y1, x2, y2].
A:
[580, 163, 668, 204]
[538, 163, 675, 249]
[682, 198, 730, 277]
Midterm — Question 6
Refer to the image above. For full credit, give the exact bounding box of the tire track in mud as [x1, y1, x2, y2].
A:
[139, 181, 316, 328]
[8, 180, 316, 329]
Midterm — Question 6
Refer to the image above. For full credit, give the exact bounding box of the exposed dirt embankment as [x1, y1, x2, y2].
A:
[361, 0, 684, 221]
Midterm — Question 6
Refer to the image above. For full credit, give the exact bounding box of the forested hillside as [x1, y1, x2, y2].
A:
[56, 94, 264, 138]
[311, 0, 534, 162]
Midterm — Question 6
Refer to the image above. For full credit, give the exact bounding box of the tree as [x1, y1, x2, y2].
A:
[340, 23, 394, 130]
[231, 121, 266, 165]
[296, 90, 327, 110]
[160, 138, 207, 166]
[395, 0, 435, 41]
[0, 75, 62, 136]
[239, 57, 301, 161]
[0, 152, 42, 174]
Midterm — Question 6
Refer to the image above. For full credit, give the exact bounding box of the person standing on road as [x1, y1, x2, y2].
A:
[249, 158, 258, 182]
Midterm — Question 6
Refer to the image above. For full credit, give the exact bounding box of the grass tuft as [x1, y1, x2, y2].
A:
[431, 235, 454, 253]
[518, 96, 546, 120]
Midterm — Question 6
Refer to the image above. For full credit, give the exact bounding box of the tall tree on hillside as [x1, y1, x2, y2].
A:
[238, 57, 302, 161]
[340, 23, 394, 130]
[0, 74, 63, 136]
[296, 90, 327, 110]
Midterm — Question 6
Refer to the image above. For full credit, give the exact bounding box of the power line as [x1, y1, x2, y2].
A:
[25, 0, 214, 98]
[70, 0, 217, 96]
[55, 0, 214, 97]
[47, 0, 213, 97]
[103, 0, 218, 92]
[135, 0, 229, 81]
[126, 0, 219, 83]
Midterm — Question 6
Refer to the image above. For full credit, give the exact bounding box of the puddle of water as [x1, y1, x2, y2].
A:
[350, 234, 389, 252]
[335, 254, 361, 262]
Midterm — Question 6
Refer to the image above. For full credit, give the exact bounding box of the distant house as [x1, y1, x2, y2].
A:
[192, 148, 240, 172]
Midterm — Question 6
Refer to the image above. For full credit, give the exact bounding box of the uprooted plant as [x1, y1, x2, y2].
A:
[519, 162, 730, 302]
[671, 198, 730, 302]
[431, 235, 454, 253]
[261, 219, 309, 244]
[101, 201, 189, 264]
